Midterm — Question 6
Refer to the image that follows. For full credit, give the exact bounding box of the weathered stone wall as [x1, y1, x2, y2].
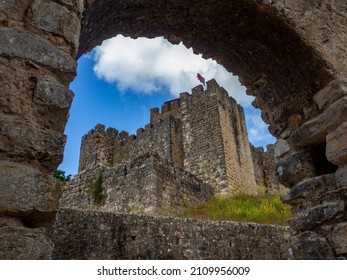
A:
[251, 144, 284, 193]
[150, 98, 181, 124]
[62, 152, 213, 214]
[0, 0, 83, 258]
[49, 209, 293, 260]
[181, 80, 257, 194]
[79, 116, 183, 172]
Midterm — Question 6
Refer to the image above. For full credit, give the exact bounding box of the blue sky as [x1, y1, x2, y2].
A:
[59, 36, 275, 176]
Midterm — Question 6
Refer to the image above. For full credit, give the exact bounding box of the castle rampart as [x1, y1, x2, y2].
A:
[79, 114, 184, 172]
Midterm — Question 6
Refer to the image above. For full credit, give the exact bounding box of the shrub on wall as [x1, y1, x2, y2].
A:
[87, 170, 105, 205]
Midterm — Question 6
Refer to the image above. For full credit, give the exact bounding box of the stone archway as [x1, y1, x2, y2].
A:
[0, 0, 346, 259]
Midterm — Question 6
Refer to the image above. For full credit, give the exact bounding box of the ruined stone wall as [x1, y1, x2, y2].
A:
[49, 209, 293, 260]
[251, 144, 284, 193]
[181, 80, 257, 193]
[62, 152, 213, 214]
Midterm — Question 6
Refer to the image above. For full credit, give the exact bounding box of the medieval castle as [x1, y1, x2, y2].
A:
[61, 79, 282, 213]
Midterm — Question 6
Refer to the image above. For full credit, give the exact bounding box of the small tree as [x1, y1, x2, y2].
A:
[53, 170, 72, 182]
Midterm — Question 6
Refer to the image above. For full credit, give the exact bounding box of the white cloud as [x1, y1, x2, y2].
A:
[91, 35, 276, 148]
[92, 35, 254, 107]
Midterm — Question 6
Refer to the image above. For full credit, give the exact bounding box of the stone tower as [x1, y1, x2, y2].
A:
[180, 80, 257, 194]
[150, 79, 257, 194]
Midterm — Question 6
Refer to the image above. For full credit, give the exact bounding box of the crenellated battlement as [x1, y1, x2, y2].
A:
[79, 113, 183, 172]
[150, 98, 181, 124]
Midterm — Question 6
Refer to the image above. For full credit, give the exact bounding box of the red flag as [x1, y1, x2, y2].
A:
[197, 73, 205, 87]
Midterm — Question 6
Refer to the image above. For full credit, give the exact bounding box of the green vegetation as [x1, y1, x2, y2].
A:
[87, 170, 105, 205]
[176, 190, 292, 225]
[53, 169, 72, 182]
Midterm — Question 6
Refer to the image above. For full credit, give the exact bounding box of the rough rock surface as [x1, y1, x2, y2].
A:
[290, 231, 335, 260]
[332, 223, 347, 255]
[0, 0, 81, 259]
[0, 226, 53, 260]
[0, 27, 76, 72]
[326, 122, 347, 165]
[0, 161, 61, 226]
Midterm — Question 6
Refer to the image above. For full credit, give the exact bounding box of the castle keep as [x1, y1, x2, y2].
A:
[61, 80, 272, 212]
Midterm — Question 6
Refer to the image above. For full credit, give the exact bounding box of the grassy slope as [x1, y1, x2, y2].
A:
[176, 191, 292, 225]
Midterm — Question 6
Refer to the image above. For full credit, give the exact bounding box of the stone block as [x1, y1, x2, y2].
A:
[55, 0, 84, 14]
[281, 174, 336, 205]
[276, 152, 316, 187]
[291, 97, 347, 146]
[0, 113, 66, 171]
[34, 77, 74, 109]
[33, 77, 74, 132]
[314, 78, 347, 110]
[28, 0, 81, 49]
[274, 139, 291, 158]
[0, 27, 76, 73]
[0, 161, 61, 226]
[0, 0, 31, 22]
[0, 217, 24, 227]
[332, 222, 347, 255]
[336, 165, 347, 188]
[0, 226, 53, 259]
[288, 201, 345, 232]
[290, 231, 335, 259]
[326, 122, 347, 165]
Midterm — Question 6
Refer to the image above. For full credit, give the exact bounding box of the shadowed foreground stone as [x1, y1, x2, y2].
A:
[0, 161, 61, 226]
[0, 226, 53, 259]
[288, 201, 345, 232]
[281, 174, 337, 205]
[326, 122, 347, 165]
[290, 231, 335, 260]
[276, 152, 316, 187]
[0, 114, 67, 171]
[49, 209, 293, 260]
[332, 223, 347, 254]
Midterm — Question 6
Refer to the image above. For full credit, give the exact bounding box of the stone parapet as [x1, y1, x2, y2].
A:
[49, 209, 293, 260]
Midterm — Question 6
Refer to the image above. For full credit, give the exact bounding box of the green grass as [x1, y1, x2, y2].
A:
[177, 191, 292, 225]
